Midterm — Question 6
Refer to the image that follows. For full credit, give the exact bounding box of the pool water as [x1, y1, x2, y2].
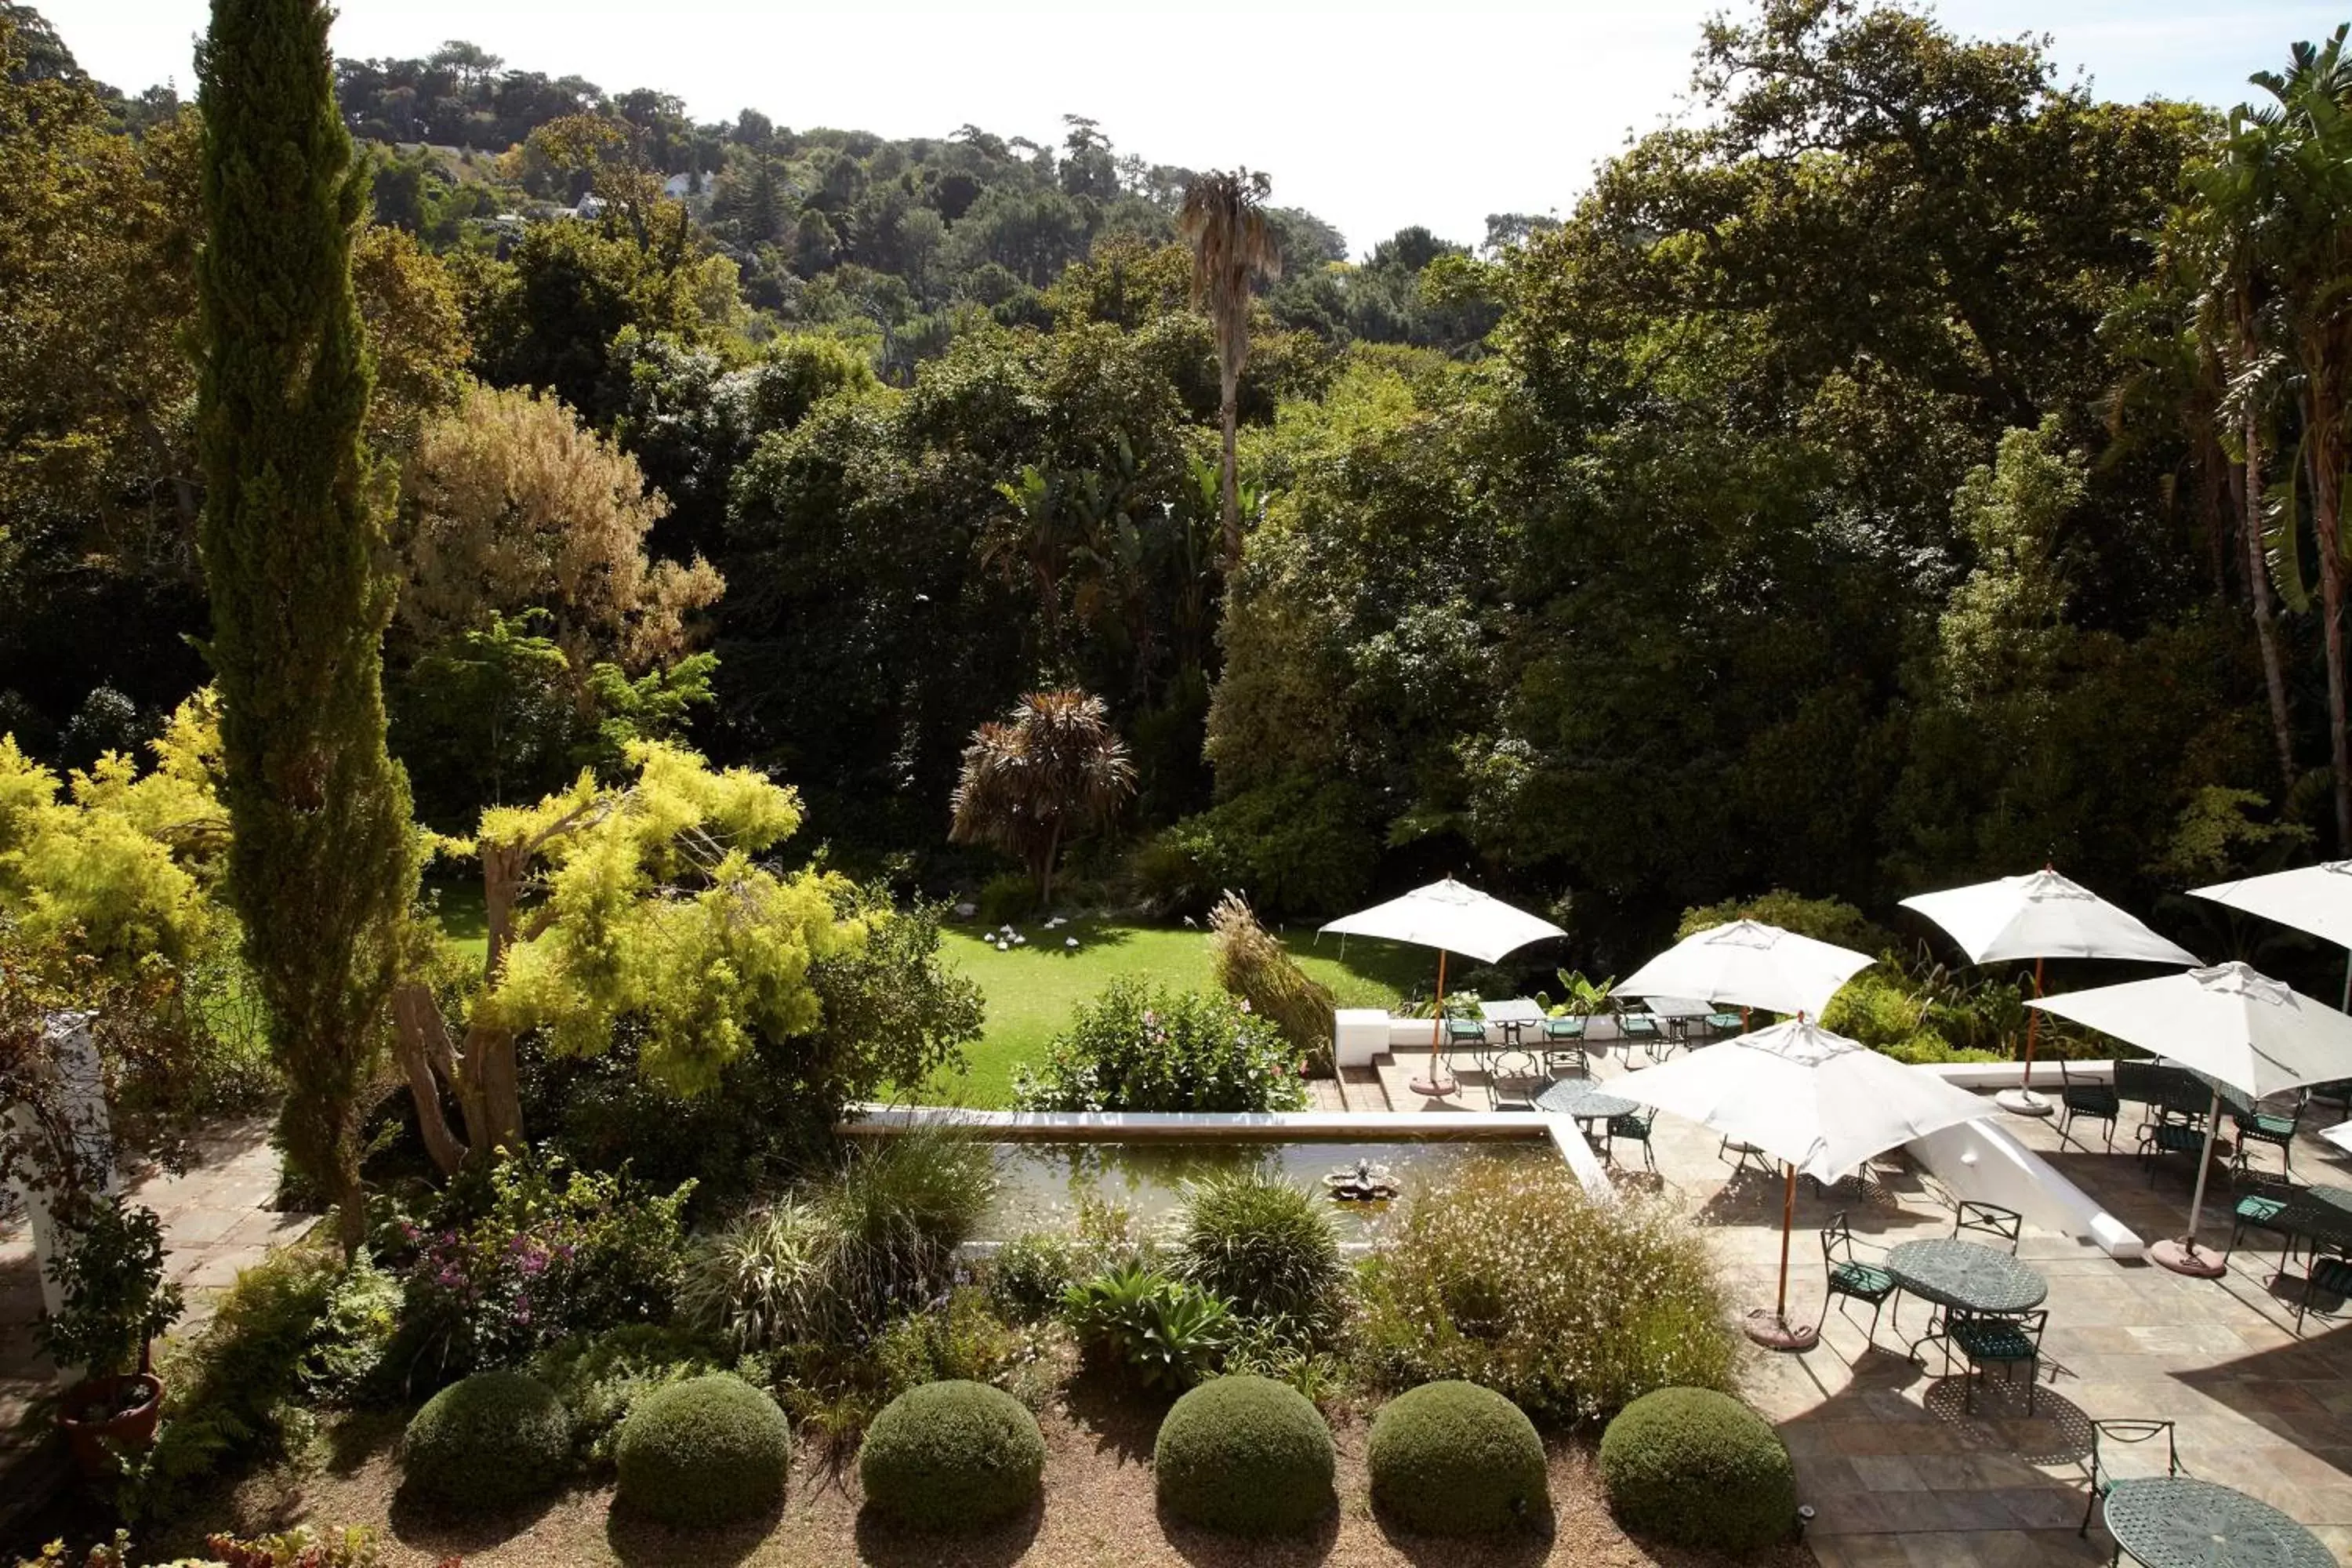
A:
[981, 1138, 1555, 1240]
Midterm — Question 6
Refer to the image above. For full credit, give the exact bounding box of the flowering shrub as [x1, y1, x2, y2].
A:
[1013, 978, 1308, 1113]
[397, 1151, 691, 1380]
[1353, 1158, 1734, 1423]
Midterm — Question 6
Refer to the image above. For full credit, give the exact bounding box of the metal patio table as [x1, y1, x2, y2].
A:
[1534, 1077, 1635, 1135]
[1885, 1237, 2048, 1367]
[2101, 1475, 2332, 1568]
[2270, 1185, 2352, 1254]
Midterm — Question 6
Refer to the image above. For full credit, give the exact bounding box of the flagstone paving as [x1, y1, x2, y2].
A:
[0, 1116, 310, 1540]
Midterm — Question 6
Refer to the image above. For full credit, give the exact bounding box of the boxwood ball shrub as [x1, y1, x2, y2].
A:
[401, 1369, 572, 1511]
[860, 1379, 1047, 1530]
[1153, 1374, 1335, 1536]
[1367, 1381, 1548, 1535]
[1599, 1387, 1796, 1551]
[615, 1372, 792, 1526]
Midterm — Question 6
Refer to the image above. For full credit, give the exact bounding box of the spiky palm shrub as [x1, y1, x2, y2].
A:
[196, 0, 419, 1247]
[949, 689, 1135, 906]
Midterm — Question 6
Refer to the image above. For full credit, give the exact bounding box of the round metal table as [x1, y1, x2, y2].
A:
[1885, 1238, 2046, 1367]
[1533, 1079, 1637, 1122]
[1884, 1238, 2048, 1314]
[2102, 1476, 2333, 1568]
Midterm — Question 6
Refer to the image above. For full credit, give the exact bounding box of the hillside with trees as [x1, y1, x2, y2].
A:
[3, 0, 2343, 984]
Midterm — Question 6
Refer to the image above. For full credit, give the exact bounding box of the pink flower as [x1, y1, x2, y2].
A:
[1238, 999, 1251, 1013]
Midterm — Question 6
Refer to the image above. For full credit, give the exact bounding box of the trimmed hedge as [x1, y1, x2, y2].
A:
[401, 1369, 572, 1512]
[614, 1372, 791, 1527]
[1153, 1374, 1334, 1536]
[1599, 1387, 1795, 1551]
[1367, 1381, 1548, 1535]
[860, 1379, 1046, 1530]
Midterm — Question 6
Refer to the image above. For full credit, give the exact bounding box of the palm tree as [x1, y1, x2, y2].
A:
[2178, 140, 2296, 799]
[949, 689, 1138, 906]
[2237, 30, 2352, 846]
[1178, 169, 1282, 573]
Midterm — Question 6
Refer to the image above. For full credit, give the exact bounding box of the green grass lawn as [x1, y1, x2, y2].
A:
[927, 916, 1429, 1106]
[426, 877, 1430, 1109]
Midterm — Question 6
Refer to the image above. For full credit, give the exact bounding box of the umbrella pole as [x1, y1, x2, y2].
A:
[1745, 1163, 1817, 1351]
[1411, 949, 1457, 1099]
[2149, 1088, 2228, 1279]
[1996, 957, 2055, 1117]
[2341, 951, 2350, 1014]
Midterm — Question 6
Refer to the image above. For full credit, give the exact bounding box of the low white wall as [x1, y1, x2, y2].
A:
[837, 1104, 1616, 1202]
[1907, 1117, 2143, 1260]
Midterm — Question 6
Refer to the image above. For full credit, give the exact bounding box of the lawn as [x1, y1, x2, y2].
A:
[927, 916, 1431, 1106]
[426, 877, 1432, 1108]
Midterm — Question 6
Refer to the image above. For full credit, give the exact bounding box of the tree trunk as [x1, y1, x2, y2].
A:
[2244, 412, 2298, 800]
[2312, 416, 2352, 851]
[391, 983, 468, 1176]
[329, 1166, 366, 1255]
[1218, 368, 1242, 574]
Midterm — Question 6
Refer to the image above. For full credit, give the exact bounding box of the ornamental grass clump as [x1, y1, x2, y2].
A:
[1207, 892, 1336, 1072]
[1174, 1170, 1344, 1332]
[677, 1128, 994, 1351]
[1353, 1157, 1734, 1423]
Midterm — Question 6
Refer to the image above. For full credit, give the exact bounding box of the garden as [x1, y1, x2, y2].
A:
[17, 0, 2352, 1557]
[12, 1129, 1808, 1567]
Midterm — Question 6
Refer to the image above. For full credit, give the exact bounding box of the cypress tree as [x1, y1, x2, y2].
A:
[195, 0, 419, 1248]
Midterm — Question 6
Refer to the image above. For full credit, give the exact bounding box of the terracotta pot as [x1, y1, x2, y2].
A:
[58, 1371, 164, 1478]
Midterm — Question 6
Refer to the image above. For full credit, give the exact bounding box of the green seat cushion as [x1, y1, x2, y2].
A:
[1544, 1018, 1584, 1040]
[2063, 1088, 2119, 1114]
[2150, 1124, 2204, 1156]
[2236, 1194, 2289, 1225]
[1829, 1261, 1895, 1300]
[2312, 1257, 2352, 1299]
[1951, 1319, 2036, 1362]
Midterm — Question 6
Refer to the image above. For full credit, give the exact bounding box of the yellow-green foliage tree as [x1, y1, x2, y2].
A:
[391, 741, 866, 1173]
[0, 693, 228, 973]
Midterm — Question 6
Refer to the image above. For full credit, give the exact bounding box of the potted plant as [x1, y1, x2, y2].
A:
[35, 1194, 185, 1475]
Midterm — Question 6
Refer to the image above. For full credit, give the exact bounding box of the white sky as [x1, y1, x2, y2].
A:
[42, 0, 2349, 256]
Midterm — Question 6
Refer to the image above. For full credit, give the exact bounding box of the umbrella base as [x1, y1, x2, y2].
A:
[1743, 1309, 1819, 1352]
[1408, 1074, 1458, 1099]
[1996, 1087, 2054, 1117]
[2148, 1237, 2226, 1278]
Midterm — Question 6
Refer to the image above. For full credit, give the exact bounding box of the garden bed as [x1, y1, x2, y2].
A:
[196, 1398, 1809, 1568]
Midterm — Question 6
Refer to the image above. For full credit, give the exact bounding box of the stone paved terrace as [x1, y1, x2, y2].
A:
[0, 1116, 310, 1539]
[1365, 1039, 2352, 1566]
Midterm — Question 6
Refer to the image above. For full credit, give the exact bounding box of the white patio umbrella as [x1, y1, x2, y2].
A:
[1610, 1018, 2001, 1350]
[2192, 861, 2352, 1008]
[1321, 877, 1566, 1098]
[1615, 920, 1873, 1022]
[2032, 962, 2352, 1277]
[1900, 869, 2198, 1115]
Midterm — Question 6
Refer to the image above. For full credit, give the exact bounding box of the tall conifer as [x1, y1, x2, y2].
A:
[195, 0, 418, 1247]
